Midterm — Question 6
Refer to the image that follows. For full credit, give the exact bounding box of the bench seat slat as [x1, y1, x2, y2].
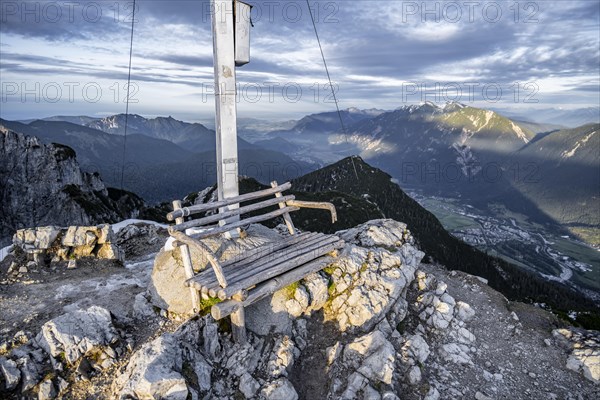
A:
[196, 232, 326, 284]
[198, 235, 335, 298]
[168, 182, 292, 221]
[222, 235, 340, 287]
[187, 235, 341, 297]
[190, 232, 327, 288]
[210, 255, 335, 320]
[221, 232, 315, 268]
[218, 239, 343, 299]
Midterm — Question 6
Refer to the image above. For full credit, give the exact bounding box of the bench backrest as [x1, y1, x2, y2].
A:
[167, 181, 298, 239]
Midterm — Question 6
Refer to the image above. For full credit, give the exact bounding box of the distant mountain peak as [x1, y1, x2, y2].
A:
[443, 101, 467, 111]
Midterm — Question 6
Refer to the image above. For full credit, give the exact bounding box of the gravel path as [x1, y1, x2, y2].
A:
[417, 263, 599, 400]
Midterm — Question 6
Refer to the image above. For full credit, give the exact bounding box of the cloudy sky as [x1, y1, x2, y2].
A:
[1, 0, 599, 122]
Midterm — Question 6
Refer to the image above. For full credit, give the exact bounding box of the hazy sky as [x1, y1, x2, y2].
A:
[1, 0, 599, 121]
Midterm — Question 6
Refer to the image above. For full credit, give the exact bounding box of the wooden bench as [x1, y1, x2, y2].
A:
[166, 181, 344, 342]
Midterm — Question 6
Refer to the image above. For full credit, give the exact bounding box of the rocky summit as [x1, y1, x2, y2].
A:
[0, 219, 598, 399]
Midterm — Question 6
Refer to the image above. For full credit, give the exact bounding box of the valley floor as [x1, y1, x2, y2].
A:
[407, 190, 600, 303]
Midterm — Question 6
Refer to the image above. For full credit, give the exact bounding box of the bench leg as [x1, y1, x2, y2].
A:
[172, 200, 200, 313]
[231, 306, 247, 343]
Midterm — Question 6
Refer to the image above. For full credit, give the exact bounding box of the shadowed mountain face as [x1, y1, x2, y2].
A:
[508, 124, 600, 228]
[0, 118, 316, 203]
[269, 108, 385, 137]
[0, 127, 143, 246]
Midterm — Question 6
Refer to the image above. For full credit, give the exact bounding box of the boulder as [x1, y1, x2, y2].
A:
[340, 219, 411, 249]
[554, 328, 600, 383]
[96, 243, 124, 262]
[16, 353, 41, 392]
[402, 333, 430, 364]
[114, 334, 188, 400]
[407, 365, 422, 384]
[37, 378, 57, 400]
[36, 306, 119, 366]
[455, 301, 476, 322]
[566, 349, 599, 384]
[345, 331, 396, 385]
[147, 249, 196, 315]
[239, 372, 260, 398]
[132, 292, 155, 320]
[439, 343, 473, 365]
[267, 336, 296, 378]
[260, 378, 298, 400]
[0, 356, 21, 390]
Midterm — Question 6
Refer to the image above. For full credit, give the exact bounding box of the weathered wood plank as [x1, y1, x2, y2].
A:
[221, 231, 314, 268]
[196, 232, 323, 281]
[167, 182, 292, 221]
[218, 235, 340, 287]
[287, 200, 338, 223]
[169, 230, 228, 288]
[172, 200, 201, 312]
[217, 239, 344, 299]
[211, 255, 335, 320]
[272, 181, 296, 235]
[188, 232, 328, 290]
[171, 195, 296, 232]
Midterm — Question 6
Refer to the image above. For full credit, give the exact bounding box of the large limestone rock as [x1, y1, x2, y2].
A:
[149, 224, 282, 316]
[245, 220, 424, 335]
[36, 306, 119, 368]
[115, 334, 189, 400]
[553, 328, 600, 383]
[325, 242, 422, 332]
[260, 378, 299, 400]
[113, 320, 212, 399]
